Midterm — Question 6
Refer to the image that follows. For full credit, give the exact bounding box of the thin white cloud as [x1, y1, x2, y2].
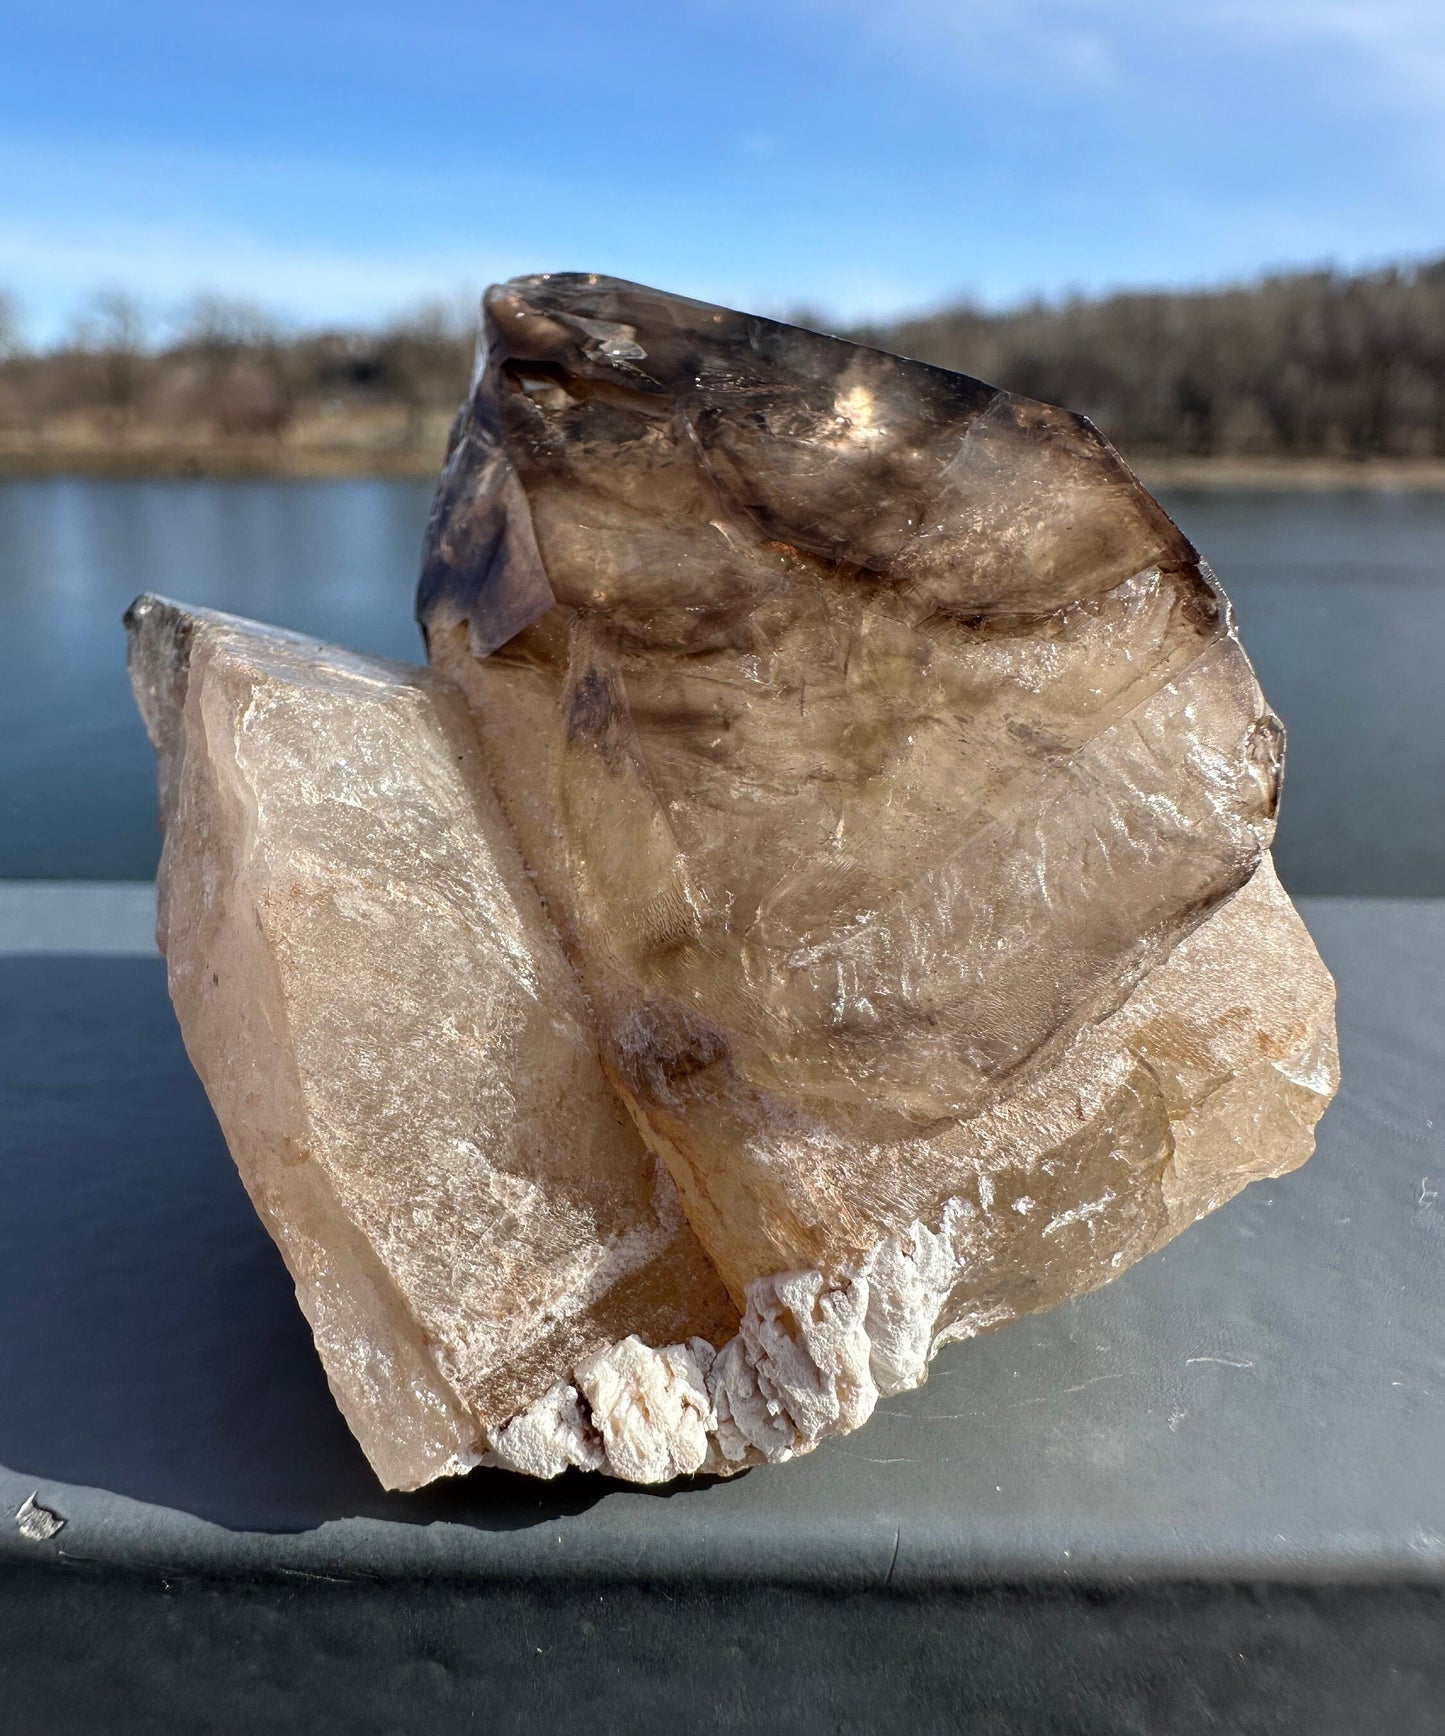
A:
[821, 0, 1445, 108]
[0, 209, 925, 342]
[1214, 0, 1445, 94]
[0, 134, 531, 339]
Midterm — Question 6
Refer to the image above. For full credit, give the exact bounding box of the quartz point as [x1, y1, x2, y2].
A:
[128, 274, 1338, 1490]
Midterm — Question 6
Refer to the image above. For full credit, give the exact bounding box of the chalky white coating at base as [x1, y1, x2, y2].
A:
[489, 1382, 604, 1479]
[576, 1336, 715, 1481]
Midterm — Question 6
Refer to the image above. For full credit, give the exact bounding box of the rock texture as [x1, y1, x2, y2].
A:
[420, 274, 1336, 1316]
[129, 274, 1338, 1491]
[126, 596, 736, 1490]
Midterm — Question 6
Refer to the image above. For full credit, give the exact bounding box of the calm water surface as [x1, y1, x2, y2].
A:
[1, 477, 1442, 892]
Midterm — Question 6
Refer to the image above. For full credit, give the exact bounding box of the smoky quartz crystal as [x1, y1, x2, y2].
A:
[128, 275, 1336, 1489]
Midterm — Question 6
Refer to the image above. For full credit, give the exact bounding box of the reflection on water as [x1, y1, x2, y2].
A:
[1, 477, 1442, 892]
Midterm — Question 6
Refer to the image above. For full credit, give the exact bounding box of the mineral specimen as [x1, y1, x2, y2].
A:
[128, 274, 1338, 1491]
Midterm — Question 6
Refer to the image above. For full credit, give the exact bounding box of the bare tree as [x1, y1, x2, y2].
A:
[70, 287, 151, 427]
[173, 293, 294, 437]
[174, 292, 279, 358]
[374, 296, 476, 440]
[0, 288, 24, 359]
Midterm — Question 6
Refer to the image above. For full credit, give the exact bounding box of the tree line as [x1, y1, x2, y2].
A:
[3, 258, 1444, 456]
[0, 289, 474, 443]
[857, 258, 1445, 458]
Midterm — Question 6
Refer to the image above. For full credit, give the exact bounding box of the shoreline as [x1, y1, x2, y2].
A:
[0, 441, 444, 482]
[3, 438, 1445, 491]
[1138, 456, 1445, 491]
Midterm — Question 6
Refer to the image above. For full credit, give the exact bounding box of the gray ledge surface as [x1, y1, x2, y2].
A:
[1, 892, 1442, 1587]
[0, 880, 157, 954]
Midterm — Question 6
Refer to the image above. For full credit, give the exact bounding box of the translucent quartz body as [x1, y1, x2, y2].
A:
[128, 597, 736, 1489]
[127, 277, 1337, 1489]
[419, 275, 1331, 1307]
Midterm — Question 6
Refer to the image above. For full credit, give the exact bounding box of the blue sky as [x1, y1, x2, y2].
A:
[3, 0, 1444, 342]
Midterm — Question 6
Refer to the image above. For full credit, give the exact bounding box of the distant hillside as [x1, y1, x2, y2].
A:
[2, 259, 1444, 474]
[860, 259, 1445, 458]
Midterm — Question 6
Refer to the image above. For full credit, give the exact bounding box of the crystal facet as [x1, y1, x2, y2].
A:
[126, 596, 737, 1489]
[129, 274, 1338, 1489]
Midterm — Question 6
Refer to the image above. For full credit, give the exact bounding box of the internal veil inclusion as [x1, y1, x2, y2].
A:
[126, 274, 1338, 1490]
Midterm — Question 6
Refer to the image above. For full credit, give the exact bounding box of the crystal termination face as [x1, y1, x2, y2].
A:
[130, 274, 1337, 1490]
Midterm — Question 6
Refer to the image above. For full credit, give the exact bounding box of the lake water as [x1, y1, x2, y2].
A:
[1, 477, 1442, 893]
